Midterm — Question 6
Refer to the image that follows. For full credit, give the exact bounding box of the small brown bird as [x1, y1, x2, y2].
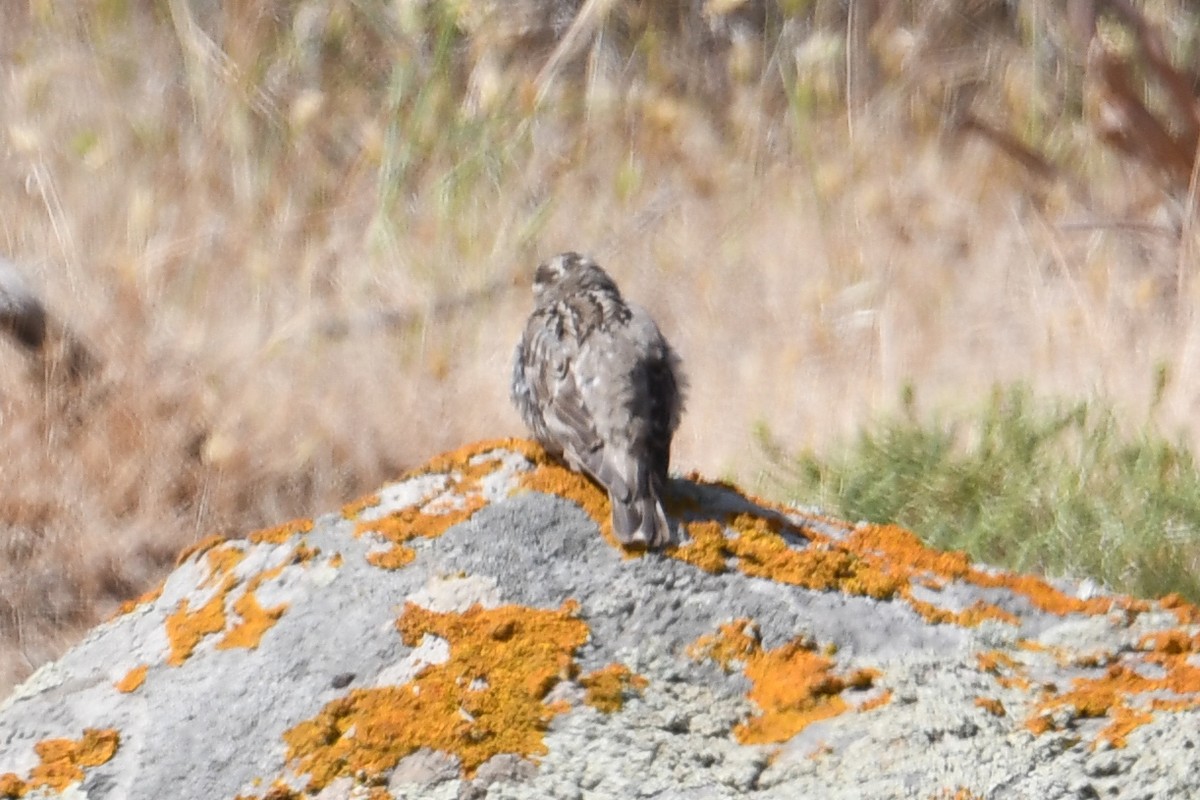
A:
[0, 258, 47, 351]
[511, 252, 685, 547]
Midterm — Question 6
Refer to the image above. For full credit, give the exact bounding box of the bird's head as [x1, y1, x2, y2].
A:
[532, 251, 622, 305]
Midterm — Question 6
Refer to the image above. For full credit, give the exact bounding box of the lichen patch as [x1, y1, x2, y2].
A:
[0, 728, 120, 796]
[202, 542, 246, 587]
[664, 498, 1166, 633]
[111, 582, 164, 619]
[974, 697, 1006, 717]
[165, 574, 233, 666]
[355, 496, 486, 570]
[417, 438, 547, 478]
[668, 520, 731, 573]
[1025, 627, 1200, 747]
[174, 533, 228, 566]
[668, 516, 1014, 627]
[114, 664, 148, 694]
[579, 664, 648, 713]
[365, 545, 416, 570]
[689, 619, 880, 745]
[1159, 593, 1200, 625]
[163, 541, 323, 667]
[232, 780, 304, 800]
[247, 517, 315, 545]
[354, 443, 522, 570]
[0, 773, 23, 798]
[975, 650, 1032, 691]
[217, 566, 289, 651]
[283, 601, 589, 790]
[341, 492, 380, 520]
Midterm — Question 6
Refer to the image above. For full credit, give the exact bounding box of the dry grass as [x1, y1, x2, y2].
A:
[3, 1, 1200, 695]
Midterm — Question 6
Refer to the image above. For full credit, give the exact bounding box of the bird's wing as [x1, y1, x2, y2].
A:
[543, 356, 616, 484]
[526, 323, 634, 504]
[542, 367, 597, 460]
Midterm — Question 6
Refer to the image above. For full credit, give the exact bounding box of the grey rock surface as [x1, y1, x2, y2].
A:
[1, 440, 1198, 800]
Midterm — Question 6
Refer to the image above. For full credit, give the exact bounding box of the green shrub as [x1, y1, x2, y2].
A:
[760, 385, 1200, 602]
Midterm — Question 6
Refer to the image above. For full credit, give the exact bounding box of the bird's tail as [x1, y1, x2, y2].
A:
[608, 478, 672, 548]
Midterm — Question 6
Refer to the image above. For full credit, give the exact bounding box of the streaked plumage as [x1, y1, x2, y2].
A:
[511, 251, 685, 548]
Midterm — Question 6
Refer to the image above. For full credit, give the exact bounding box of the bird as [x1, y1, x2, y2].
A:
[511, 251, 686, 548]
[0, 258, 47, 352]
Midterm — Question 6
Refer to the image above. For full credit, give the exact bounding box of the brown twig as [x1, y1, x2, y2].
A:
[958, 112, 1059, 181]
[1101, 0, 1200, 149]
[1091, 49, 1196, 187]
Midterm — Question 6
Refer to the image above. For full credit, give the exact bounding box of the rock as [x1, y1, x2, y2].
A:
[1, 439, 1199, 799]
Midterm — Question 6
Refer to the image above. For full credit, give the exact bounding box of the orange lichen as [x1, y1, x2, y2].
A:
[11, 729, 121, 792]
[115, 664, 148, 693]
[341, 493, 380, 520]
[175, 533, 228, 566]
[217, 566, 289, 651]
[164, 543, 313, 666]
[1138, 628, 1200, 654]
[353, 442, 517, 568]
[112, 583, 163, 618]
[997, 674, 1034, 691]
[660, 471, 1171, 632]
[728, 515, 903, 599]
[248, 517, 315, 545]
[669, 515, 1019, 627]
[958, 602, 1021, 627]
[233, 782, 302, 800]
[365, 545, 416, 570]
[1159, 592, 1200, 625]
[858, 689, 893, 713]
[687, 619, 762, 669]
[671, 520, 731, 573]
[1069, 651, 1114, 669]
[417, 437, 548, 477]
[689, 619, 879, 744]
[844, 524, 974, 581]
[288, 543, 320, 564]
[1026, 628, 1200, 747]
[355, 495, 487, 569]
[905, 597, 1020, 627]
[580, 664, 648, 713]
[976, 650, 1019, 674]
[165, 575, 234, 666]
[1025, 714, 1056, 735]
[974, 697, 1006, 717]
[1098, 705, 1155, 748]
[0, 773, 25, 798]
[203, 543, 246, 586]
[283, 601, 589, 790]
[841, 525, 1105, 624]
[976, 650, 1032, 691]
[969, 570, 1132, 617]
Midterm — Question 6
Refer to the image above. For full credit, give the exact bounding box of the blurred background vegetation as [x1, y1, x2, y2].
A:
[4, 0, 1200, 694]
